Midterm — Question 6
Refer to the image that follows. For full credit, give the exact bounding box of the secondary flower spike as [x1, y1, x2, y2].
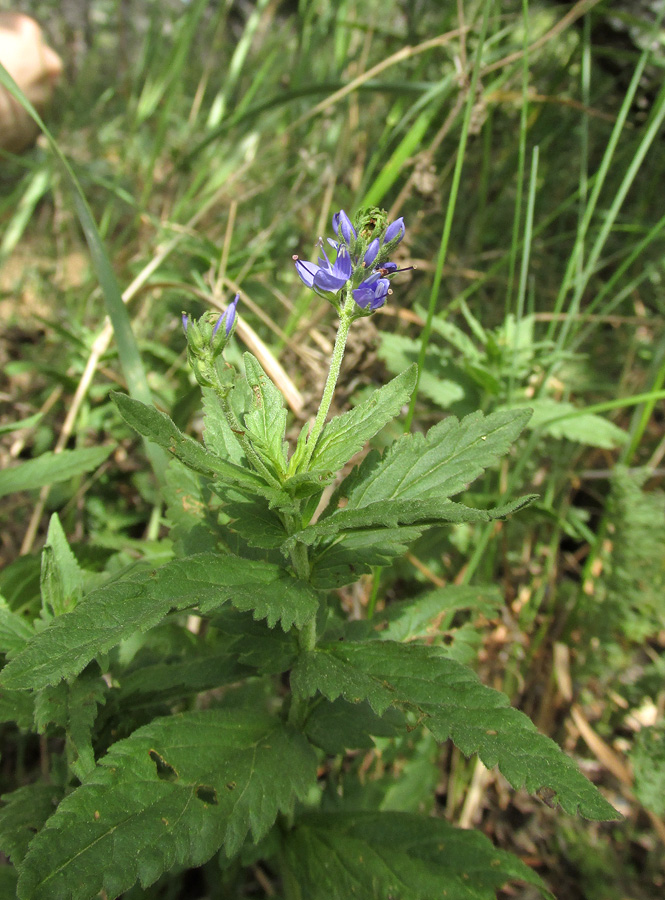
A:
[294, 206, 409, 317]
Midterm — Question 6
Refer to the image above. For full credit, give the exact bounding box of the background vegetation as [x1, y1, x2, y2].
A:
[1, 0, 664, 896]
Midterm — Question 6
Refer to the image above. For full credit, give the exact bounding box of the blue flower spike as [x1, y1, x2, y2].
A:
[294, 206, 408, 318]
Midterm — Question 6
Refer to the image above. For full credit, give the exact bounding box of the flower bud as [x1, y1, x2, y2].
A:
[383, 217, 405, 245]
[363, 238, 380, 267]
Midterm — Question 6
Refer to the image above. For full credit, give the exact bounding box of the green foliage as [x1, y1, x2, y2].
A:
[309, 365, 418, 472]
[1, 553, 318, 690]
[281, 812, 554, 899]
[0, 446, 113, 499]
[17, 710, 317, 899]
[292, 640, 618, 819]
[8, 0, 661, 894]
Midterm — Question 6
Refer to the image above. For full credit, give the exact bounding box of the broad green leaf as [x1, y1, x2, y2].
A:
[0, 595, 34, 655]
[0, 784, 63, 867]
[0, 445, 113, 499]
[526, 398, 627, 449]
[202, 387, 245, 464]
[291, 641, 618, 819]
[290, 495, 535, 549]
[40, 514, 84, 616]
[243, 353, 288, 475]
[281, 812, 553, 900]
[112, 392, 274, 498]
[18, 710, 317, 900]
[339, 408, 532, 509]
[379, 585, 501, 642]
[309, 366, 417, 473]
[2, 553, 317, 690]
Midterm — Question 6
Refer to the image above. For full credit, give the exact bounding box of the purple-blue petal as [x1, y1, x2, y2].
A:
[182, 313, 189, 333]
[295, 259, 318, 288]
[314, 269, 350, 291]
[364, 238, 380, 267]
[337, 209, 357, 243]
[331, 246, 352, 280]
[224, 294, 239, 335]
[380, 262, 398, 273]
[384, 217, 405, 244]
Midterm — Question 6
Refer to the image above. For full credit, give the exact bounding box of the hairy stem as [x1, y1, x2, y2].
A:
[300, 300, 353, 470]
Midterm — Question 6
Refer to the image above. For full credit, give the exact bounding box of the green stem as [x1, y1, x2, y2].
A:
[300, 301, 353, 470]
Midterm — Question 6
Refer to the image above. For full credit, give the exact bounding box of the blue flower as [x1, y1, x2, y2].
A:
[294, 244, 352, 294]
[352, 274, 391, 310]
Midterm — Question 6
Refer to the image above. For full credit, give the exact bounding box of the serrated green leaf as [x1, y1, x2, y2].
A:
[309, 366, 417, 473]
[202, 386, 245, 464]
[526, 398, 627, 449]
[340, 408, 532, 509]
[379, 585, 501, 642]
[243, 353, 288, 475]
[291, 641, 618, 820]
[290, 495, 535, 550]
[0, 595, 34, 655]
[0, 783, 63, 866]
[40, 513, 84, 616]
[0, 445, 113, 499]
[281, 812, 553, 900]
[17, 710, 317, 900]
[112, 392, 275, 498]
[1, 553, 317, 690]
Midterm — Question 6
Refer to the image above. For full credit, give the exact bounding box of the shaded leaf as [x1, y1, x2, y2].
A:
[291, 641, 618, 819]
[526, 399, 627, 449]
[379, 585, 501, 642]
[0, 784, 63, 867]
[282, 811, 553, 899]
[17, 710, 317, 900]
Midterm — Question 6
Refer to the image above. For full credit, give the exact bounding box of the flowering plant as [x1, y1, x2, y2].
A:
[0, 208, 617, 900]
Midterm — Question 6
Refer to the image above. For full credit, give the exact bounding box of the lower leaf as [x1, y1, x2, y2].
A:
[17, 709, 317, 900]
[281, 811, 554, 900]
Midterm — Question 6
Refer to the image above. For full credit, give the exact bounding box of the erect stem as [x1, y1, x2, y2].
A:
[300, 299, 354, 471]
